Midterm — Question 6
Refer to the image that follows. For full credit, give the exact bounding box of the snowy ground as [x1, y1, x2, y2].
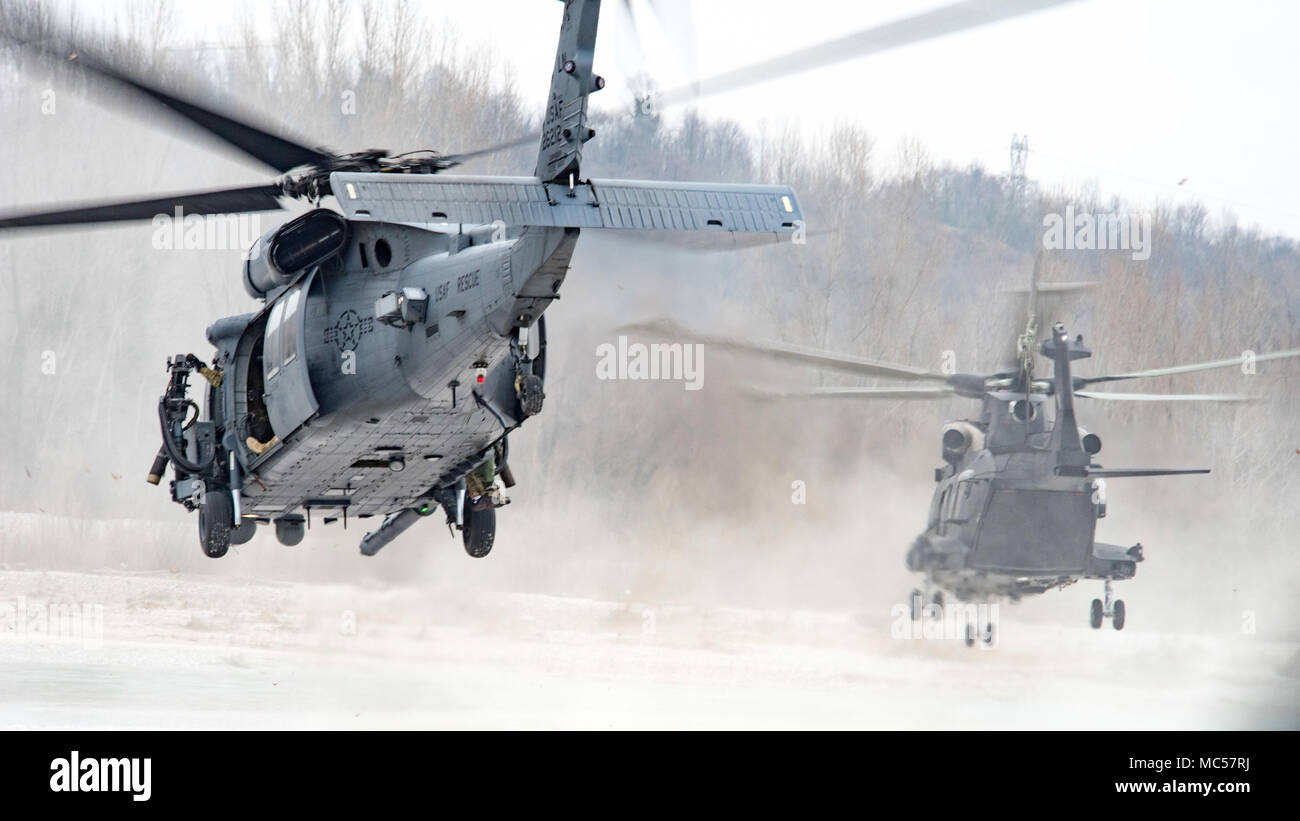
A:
[1, 568, 1295, 729]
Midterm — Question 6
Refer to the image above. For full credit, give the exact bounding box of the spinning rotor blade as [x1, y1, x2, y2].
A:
[0, 184, 284, 230]
[750, 385, 956, 401]
[1079, 348, 1300, 386]
[1075, 390, 1259, 403]
[619, 319, 944, 382]
[653, 0, 1078, 108]
[1083, 468, 1211, 478]
[440, 134, 540, 165]
[15, 38, 333, 173]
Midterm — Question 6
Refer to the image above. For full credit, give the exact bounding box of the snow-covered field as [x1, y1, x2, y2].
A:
[1, 567, 1295, 729]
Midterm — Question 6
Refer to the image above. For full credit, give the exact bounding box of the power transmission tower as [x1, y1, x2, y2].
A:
[1009, 133, 1029, 197]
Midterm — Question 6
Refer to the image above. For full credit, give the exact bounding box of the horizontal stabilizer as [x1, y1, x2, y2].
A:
[1093, 542, 1143, 563]
[332, 172, 803, 235]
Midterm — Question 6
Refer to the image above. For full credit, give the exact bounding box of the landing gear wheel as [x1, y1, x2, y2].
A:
[1112, 599, 1126, 631]
[518, 373, 545, 417]
[275, 519, 304, 547]
[932, 591, 944, 611]
[964, 623, 975, 647]
[229, 518, 257, 546]
[462, 495, 496, 558]
[982, 622, 995, 646]
[910, 589, 923, 621]
[198, 490, 232, 558]
[1089, 598, 1104, 629]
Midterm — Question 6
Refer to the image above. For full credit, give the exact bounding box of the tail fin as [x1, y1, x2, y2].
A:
[536, 0, 604, 184]
[1043, 322, 1091, 474]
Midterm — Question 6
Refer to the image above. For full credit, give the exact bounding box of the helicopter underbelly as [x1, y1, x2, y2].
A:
[238, 318, 520, 520]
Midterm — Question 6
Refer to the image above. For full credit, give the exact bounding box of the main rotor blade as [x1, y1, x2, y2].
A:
[0, 184, 284, 230]
[1084, 468, 1211, 478]
[442, 134, 540, 164]
[1079, 348, 1300, 385]
[618, 319, 945, 382]
[17, 36, 332, 173]
[654, 0, 1078, 108]
[1076, 390, 1259, 403]
[751, 385, 956, 401]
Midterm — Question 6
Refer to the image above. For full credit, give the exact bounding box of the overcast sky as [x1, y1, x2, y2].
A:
[54, 0, 1300, 239]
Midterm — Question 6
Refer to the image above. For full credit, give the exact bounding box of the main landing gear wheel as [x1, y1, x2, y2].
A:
[910, 589, 923, 621]
[518, 373, 545, 417]
[462, 496, 496, 558]
[964, 623, 975, 648]
[1112, 599, 1126, 631]
[1089, 598, 1104, 629]
[198, 490, 232, 558]
[982, 621, 995, 646]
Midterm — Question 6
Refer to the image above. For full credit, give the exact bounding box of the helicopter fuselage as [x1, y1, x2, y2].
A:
[174, 213, 574, 534]
[907, 392, 1140, 603]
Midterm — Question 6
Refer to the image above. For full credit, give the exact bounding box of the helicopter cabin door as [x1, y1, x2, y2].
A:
[262, 272, 319, 439]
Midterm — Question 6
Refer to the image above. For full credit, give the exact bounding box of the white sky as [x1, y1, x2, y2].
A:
[55, 0, 1300, 239]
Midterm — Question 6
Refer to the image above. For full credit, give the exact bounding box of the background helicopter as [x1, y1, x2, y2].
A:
[624, 256, 1300, 644]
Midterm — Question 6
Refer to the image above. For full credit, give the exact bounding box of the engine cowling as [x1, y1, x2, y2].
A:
[941, 421, 984, 464]
[243, 209, 349, 298]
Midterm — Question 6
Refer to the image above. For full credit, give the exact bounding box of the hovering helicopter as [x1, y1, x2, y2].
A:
[0, 0, 811, 559]
[0, 0, 1082, 561]
[624, 256, 1300, 643]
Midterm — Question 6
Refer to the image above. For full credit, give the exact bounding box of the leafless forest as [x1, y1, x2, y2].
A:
[1, 0, 1296, 641]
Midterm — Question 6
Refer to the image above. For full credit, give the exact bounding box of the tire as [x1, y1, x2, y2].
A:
[198, 490, 232, 558]
[1112, 599, 1126, 631]
[462, 496, 495, 558]
[229, 518, 257, 546]
[1089, 598, 1104, 629]
[982, 622, 995, 646]
[964, 623, 975, 647]
[910, 589, 923, 621]
[275, 519, 304, 547]
[518, 373, 545, 417]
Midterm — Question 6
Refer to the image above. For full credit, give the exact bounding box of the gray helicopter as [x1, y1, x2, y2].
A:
[625, 259, 1300, 643]
[0, 0, 812, 559]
